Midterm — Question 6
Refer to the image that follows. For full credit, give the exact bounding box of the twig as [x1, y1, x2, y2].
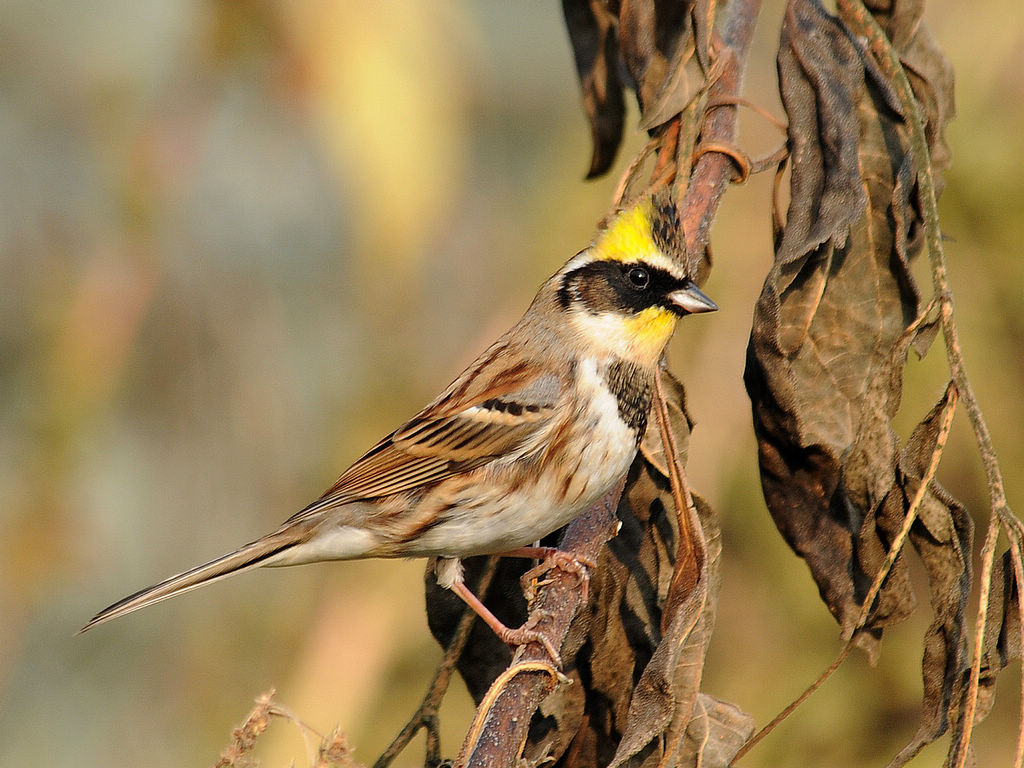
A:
[690, 141, 751, 184]
[459, 661, 564, 758]
[652, 119, 683, 187]
[705, 95, 789, 133]
[732, 643, 855, 764]
[613, 135, 662, 208]
[748, 144, 789, 175]
[374, 557, 501, 768]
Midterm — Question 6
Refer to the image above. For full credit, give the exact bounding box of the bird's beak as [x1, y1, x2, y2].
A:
[667, 282, 718, 315]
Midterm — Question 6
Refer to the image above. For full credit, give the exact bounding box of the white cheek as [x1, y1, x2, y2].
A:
[568, 310, 637, 359]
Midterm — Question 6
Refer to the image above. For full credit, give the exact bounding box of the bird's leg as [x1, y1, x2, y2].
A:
[448, 579, 562, 667]
[500, 547, 596, 606]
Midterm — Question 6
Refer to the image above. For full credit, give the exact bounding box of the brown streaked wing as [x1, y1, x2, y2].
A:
[284, 364, 565, 522]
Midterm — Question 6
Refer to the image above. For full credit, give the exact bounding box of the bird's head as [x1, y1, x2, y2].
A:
[554, 196, 718, 367]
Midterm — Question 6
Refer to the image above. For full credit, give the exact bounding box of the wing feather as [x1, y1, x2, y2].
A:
[285, 349, 565, 524]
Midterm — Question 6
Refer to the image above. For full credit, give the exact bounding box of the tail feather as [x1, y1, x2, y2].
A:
[79, 531, 300, 634]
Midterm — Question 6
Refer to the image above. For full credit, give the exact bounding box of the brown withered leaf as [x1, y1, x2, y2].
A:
[978, 546, 1023, 724]
[857, 0, 956, 192]
[747, 0, 968, 762]
[604, 493, 716, 768]
[692, 0, 716, 74]
[747, 0, 923, 654]
[772, 0, 868, 265]
[562, 0, 626, 178]
[676, 694, 756, 768]
[619, 0, 694, 112]
[562, 0, 707, 177]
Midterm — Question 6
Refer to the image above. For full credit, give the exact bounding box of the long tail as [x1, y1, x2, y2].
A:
[79, 530, 303, 634]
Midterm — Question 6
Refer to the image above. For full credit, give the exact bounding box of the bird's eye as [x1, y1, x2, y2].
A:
[626, 267, 650, 289]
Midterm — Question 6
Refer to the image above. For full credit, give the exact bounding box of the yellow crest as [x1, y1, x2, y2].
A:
[594, 200, 658, 264]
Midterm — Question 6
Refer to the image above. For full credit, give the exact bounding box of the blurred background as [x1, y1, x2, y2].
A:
[1, 1, 1021, 766]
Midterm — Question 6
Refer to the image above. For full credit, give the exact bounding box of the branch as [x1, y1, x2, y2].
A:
[680, 0, 763, 262]
[448, 3, 767, 765]
[455, 483, 624, 767]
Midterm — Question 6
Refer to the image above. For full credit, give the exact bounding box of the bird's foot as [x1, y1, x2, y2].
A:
[495, 611, 562, 667]
[449, 579, 563, 667]
[507, 547, 595, 607]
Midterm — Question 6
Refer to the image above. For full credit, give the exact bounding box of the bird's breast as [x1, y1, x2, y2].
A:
[393, 357, 648, 558]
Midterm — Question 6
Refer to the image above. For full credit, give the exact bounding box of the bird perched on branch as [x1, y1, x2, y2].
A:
[81, 195, 716, 660]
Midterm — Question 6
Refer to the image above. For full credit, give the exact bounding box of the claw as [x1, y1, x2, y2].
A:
[519, 550, 594, 606]
[498, 613, 562, 668]
[444, 548, 597, 670]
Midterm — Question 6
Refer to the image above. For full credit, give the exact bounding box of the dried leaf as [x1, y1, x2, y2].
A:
[562, 0, 627, 178]
[773, 0, 868, 266]
[746, 0, 961, 643]
[676, 694, 756, 768]
[886, 387, 972, 766]
[859, 0, 956, 191]
[747, 0, 925, 655]
[637, 38, 699, 132]
[562, 0, 704, 177]
[605, 489, 714, 768]
[978, 546, 1023, 723]
[619, 0, 697, 117]
[748, 0, 969, 762]
[692, 0, 716, 74]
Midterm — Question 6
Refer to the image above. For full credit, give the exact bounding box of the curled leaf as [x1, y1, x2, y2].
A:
[562, 0, 707, 178]
[562, 0, 627, 178]
[747, 0, 968, 763]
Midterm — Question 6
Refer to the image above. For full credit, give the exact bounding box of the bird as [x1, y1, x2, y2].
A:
[80, 194, 717, 659]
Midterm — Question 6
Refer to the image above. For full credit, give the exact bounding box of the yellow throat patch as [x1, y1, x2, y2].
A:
[619, 305, 677, 364]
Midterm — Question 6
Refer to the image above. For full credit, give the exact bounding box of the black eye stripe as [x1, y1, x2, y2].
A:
[559, 260, 687, 315]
